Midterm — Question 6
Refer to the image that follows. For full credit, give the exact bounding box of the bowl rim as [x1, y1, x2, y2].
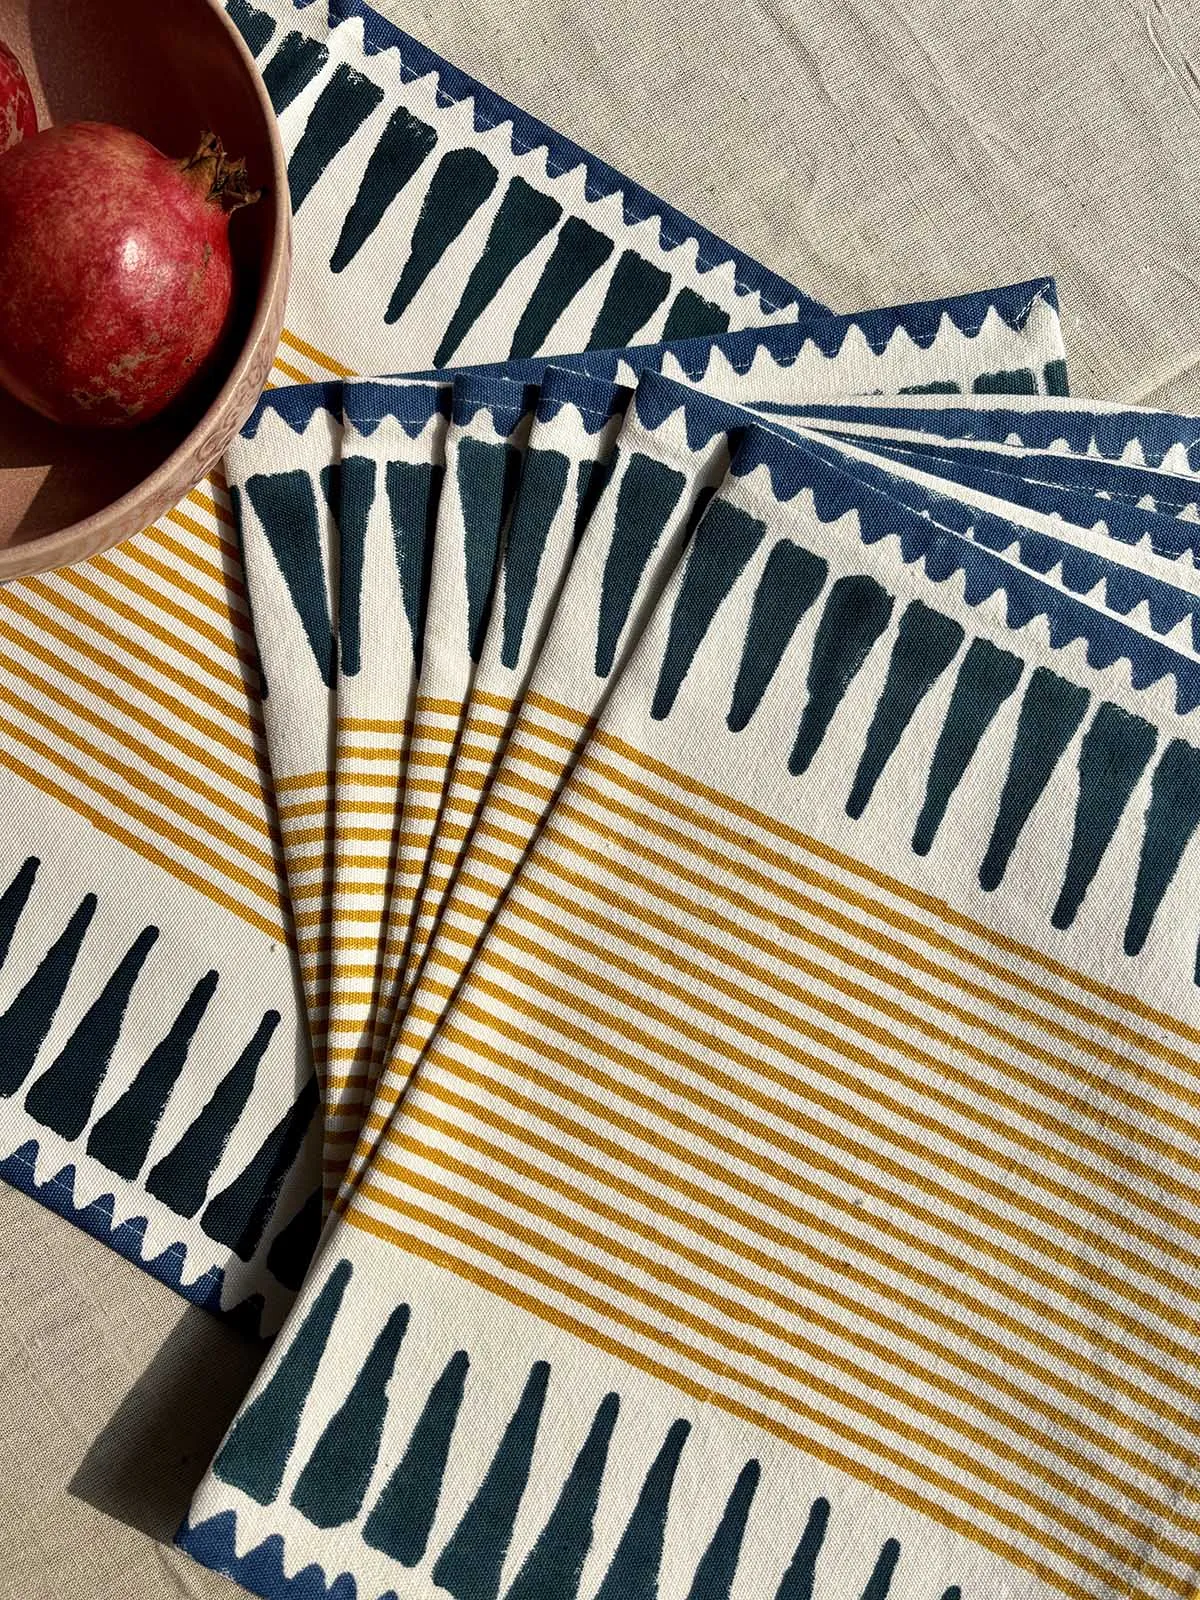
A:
[0, 0, 290, 582]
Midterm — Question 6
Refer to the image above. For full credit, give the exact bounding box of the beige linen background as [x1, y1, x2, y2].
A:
[2, 0, 1198, 1593]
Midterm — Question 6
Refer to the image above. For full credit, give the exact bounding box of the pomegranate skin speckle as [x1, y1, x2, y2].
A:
[0, 40, 36, 153]
[0, 121, 258, 429]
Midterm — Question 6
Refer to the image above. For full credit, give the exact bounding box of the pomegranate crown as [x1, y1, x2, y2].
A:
[182, 131, 262, 213]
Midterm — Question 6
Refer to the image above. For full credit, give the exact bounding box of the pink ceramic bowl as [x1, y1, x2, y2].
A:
[0, 0, 290, 580]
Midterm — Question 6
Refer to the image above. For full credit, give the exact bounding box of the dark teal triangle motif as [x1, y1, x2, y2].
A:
[244, 471, 336, 689]
[24, 924, 158, 1140]
[364, 1348, 470, 1567]
[213, 1258, 353, 1505]
[432, 1359, 552, 1600]
[86, 968, 219, 1178]
[685, 1458, 760, 1600]
[0, 893, 96, 1098]
[502, 1391, 620, 1600]
[291, 1303, 411, 1528]
[593, 1417, 691, 1600]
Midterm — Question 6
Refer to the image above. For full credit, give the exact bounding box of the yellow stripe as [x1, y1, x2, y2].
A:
[345, 1204, 1147, 1600]
[91, 548, 253, 660]
[0, 620, 263, 783]
[389, 1104, 1180, 1490]
[0, 699, 277, 873]
[438, 858, 1200, 1267]
[530, 783, 1200, 1159]
[0, 652, 268, 806]
[580, 718, 1200, 1052]
[155, 516, 246, 598]
[0, 745, 286, 941]
[370, 1142, 1197, 1564]
[272, 356, 315, 385]
[504, 717, 1200, 1078]
[338, 718, 410, 734]
[405, 1056, 1200, 1442]
[384, 983, 1200, 1415]
[0, 580, 262, 747]
[433, 924, 1197, 1354]
[275, 771, 331, 793]
[180, 491, 235, 533]
[50, 568, 248, 696]
[278, 326, 356, 377]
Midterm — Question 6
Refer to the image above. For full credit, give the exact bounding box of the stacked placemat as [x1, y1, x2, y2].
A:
[2, 2, 1200, 1598]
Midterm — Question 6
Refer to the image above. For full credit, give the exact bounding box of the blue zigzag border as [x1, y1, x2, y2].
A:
[0, 1137, 271, 1333]
[178, 1510, 388, 1600]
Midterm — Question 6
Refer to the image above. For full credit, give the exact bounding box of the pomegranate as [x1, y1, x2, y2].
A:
[0, 39, 36, 152]
[0, 122, 259, 428]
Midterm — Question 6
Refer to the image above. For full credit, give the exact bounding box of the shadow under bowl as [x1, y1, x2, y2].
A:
[0, 0, 289, 579]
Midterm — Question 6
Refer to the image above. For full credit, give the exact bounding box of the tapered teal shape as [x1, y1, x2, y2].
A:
[575, 451, 617, 537]
[431, 1360, 552, 1600]
[86, 969, 219, 1178]
[336, 454, 374, 678]
[502, 1391, 620, 1600]
[501, 448, 572, 670]
[859, 1538, 901, 1598]
[363, 1349, 470, 1566]
[661, 289, 731, 341]
[434, 178, 563, 366]
[291, 1303, 411, 1528]
[1125, 738, 1200, 956]
[261, 31, 327, 115]
[508, 219, 615, 358]
[0, 857, 37, 972]
[144, 1010, 279, 1219]
[978, 667, 1090, 891]
[1052, 702, 1157, 930]
[0, 892, 96, 1098]
[973, 368, 1037, 395]
[845, 600, 964, 819]
[774, 1497, 829, 1600]
[790, 576, 894, 775]
[266, 1187, 323, 1291]
[213, 1259, 353, 1505]
[245, 471, 336, 689]
[685, 1459, 760, 1600]
[592, 1417, 691, 1600]
[200, 1074, 320, 1260]
[911, 638, 1023, 856]
[330, 107, 438, 273]
[588, 250, 672, 348]
[727, 542, 828, 732]
[595, 454, 687, 677]
[288, 61, 385, 212]
[651, 498, 767, 719]
[940, 1588, 963, 1600]
[386, 458, 441, 668]
[386, 149, 499, 325]
[226, 0, 276, 57]
[459, 438, 523, 662]
[24, 924, 158, 1139]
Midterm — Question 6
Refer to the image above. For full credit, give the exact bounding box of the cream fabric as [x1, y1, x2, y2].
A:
[2, 0, 1198, 1590]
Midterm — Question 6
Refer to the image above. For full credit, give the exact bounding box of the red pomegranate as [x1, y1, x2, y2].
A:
[0, 122, 259, 428]
[0, 39, 36, 151]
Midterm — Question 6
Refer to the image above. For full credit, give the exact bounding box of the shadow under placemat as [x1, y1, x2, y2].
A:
[68, 1310, 265, 1544]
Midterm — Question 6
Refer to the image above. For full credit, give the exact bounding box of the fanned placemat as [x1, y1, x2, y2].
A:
[183, 388, 1200, 1600]
[12, 1, 1200, 1595]
[0, 0, 850, 1326]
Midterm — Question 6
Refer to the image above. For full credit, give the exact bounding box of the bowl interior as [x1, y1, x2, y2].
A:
[0, 0, 278, 549]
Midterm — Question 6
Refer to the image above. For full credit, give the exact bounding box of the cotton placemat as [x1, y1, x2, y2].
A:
[183, 399, 1200, 1600]
[349, 376, 1200, 1191]
[0, 0, 844, 1315]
